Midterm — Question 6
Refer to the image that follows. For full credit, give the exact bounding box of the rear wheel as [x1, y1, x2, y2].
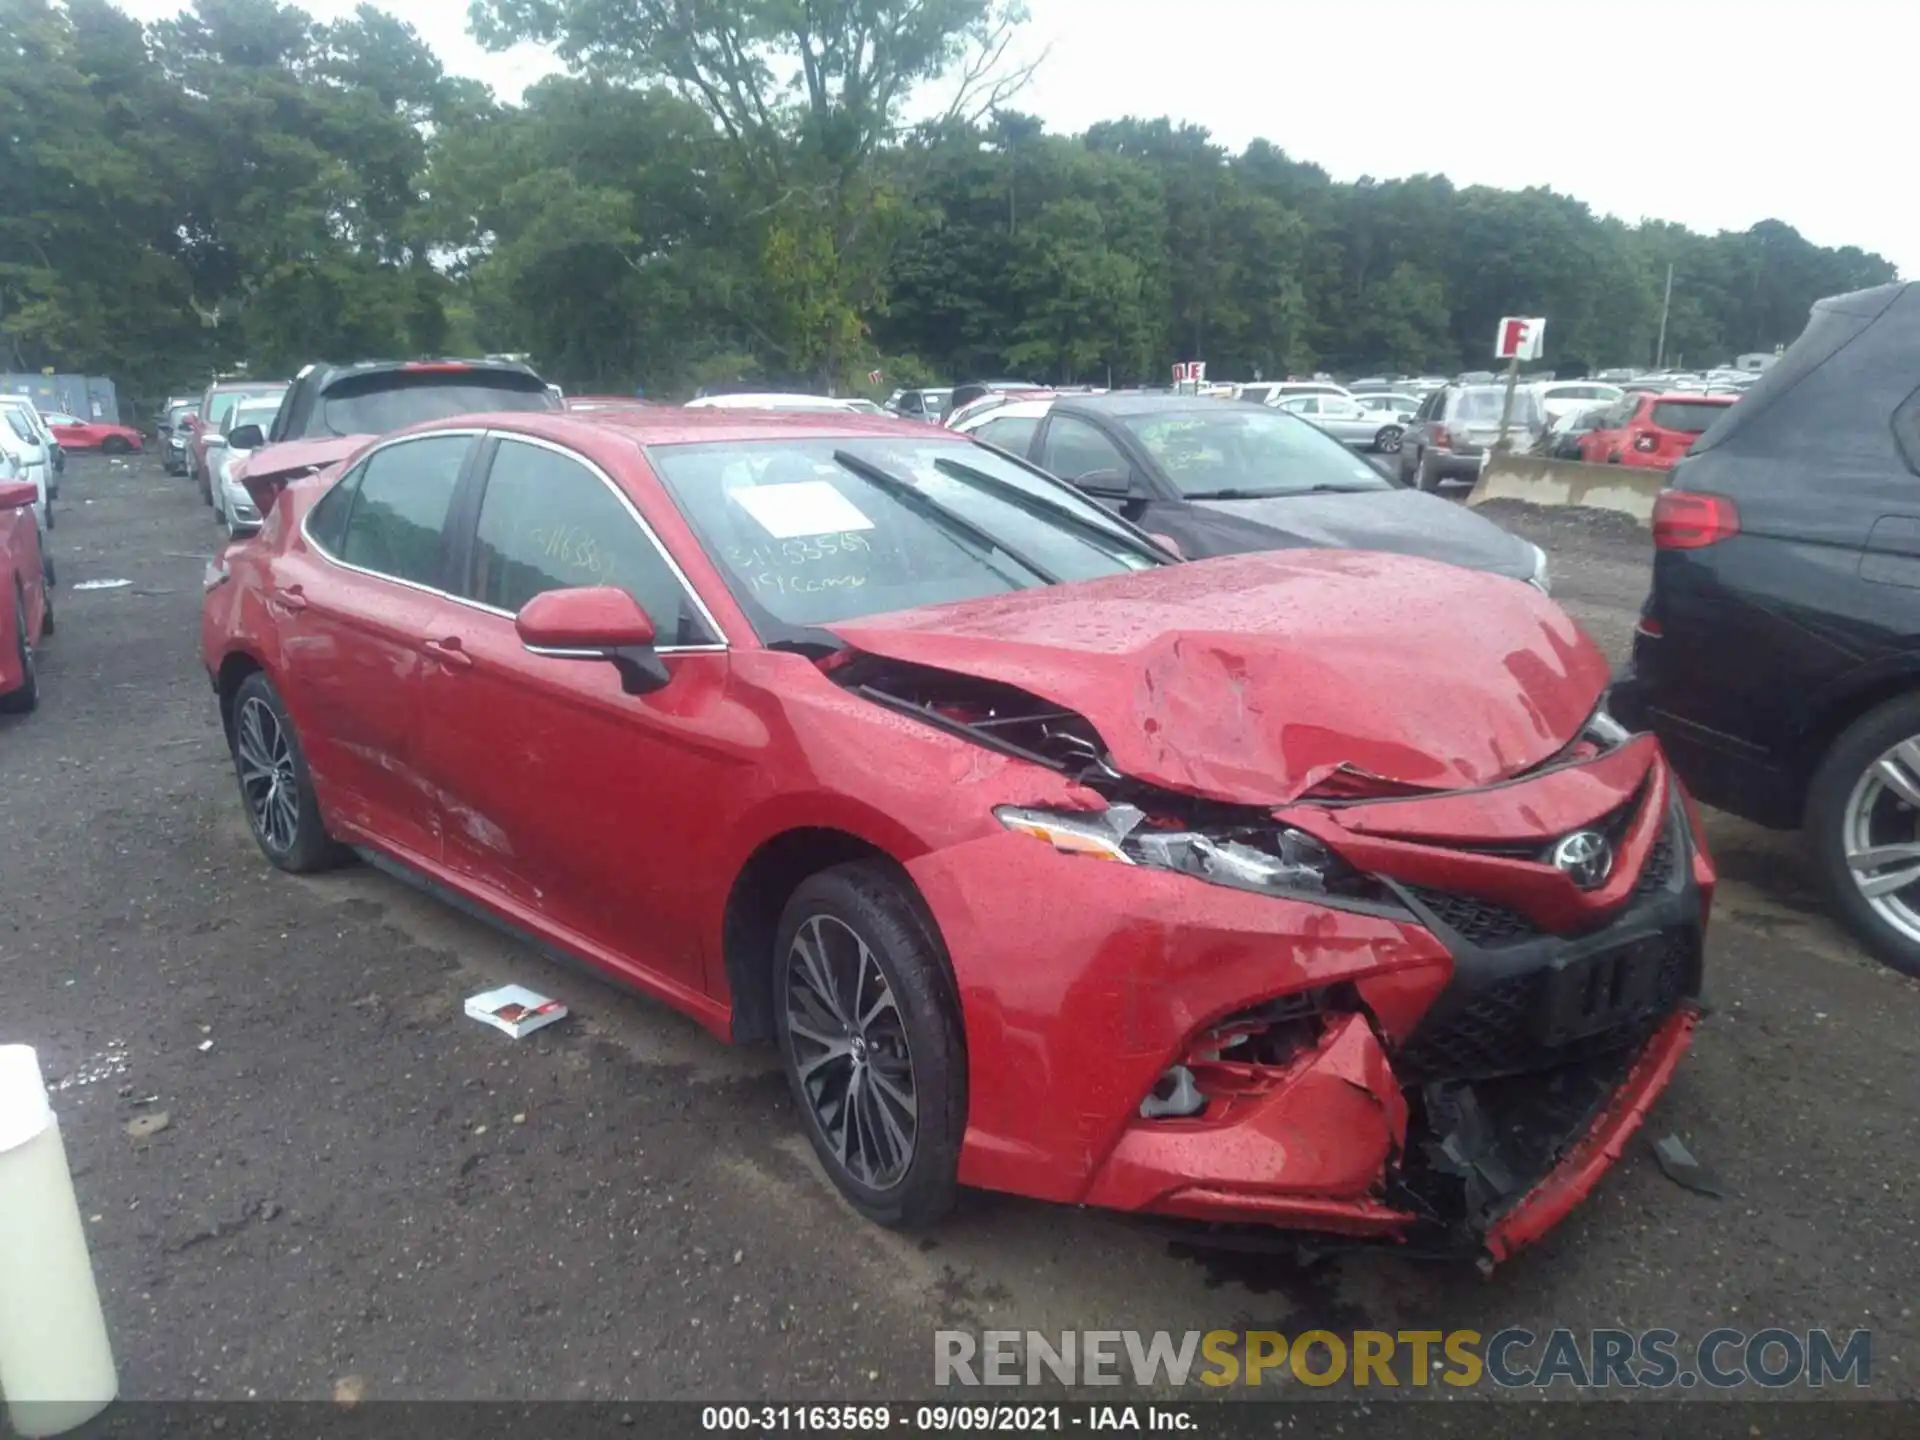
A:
[1807, 693, 1920, 978]
[0, 587, 37, 714]
[100, 436, 131, 455]
[774, 862, 966, 1228]
[1374, 425, 1404, 454]
[1414, 449, 1441, 492]
[229, 672, 348, 873]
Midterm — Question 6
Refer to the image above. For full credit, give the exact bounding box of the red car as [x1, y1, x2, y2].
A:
[1, 479, 52, 712]
[1578, 393, 1736, 469]
[201, 409, 1714, 1263]
[41, 412, 143, 455]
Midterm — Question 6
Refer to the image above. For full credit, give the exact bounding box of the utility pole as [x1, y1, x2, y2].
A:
[1495, 348, 1522, 451]
[1655, 262, 1674, 369]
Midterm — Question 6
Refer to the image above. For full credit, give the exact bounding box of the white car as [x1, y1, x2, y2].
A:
[946, 397, 1056, 455]
[0, 397, 60, 499]
[1275, 393, 1414, 453]
[1534, 381, 1624, 424]
[1234, 381, 1354, 407]
[0, 410, 53, 530]
[210, 395, 283, 535]
[684, 392, 876, 413]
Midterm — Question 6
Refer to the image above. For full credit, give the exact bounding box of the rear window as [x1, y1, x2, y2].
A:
[1690, 285, 1902, 453]
[316, 370, 554, 437]
[1649, 401, 1730, 434]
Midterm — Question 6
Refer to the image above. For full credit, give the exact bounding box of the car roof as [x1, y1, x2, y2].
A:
[956, 399, 1055, 425]
[379, 407, 966, 454]
[310, 358, 543, 388]
[1055, 394, 1257, 419]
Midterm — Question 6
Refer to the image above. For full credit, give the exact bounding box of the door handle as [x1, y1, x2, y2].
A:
[423, 636, 473, 672]
[270, 584, 307, 613]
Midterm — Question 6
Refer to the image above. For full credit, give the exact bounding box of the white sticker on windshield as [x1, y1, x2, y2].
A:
[730, 481, 875, 539]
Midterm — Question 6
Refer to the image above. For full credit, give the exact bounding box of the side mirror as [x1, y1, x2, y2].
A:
[515, 586, 669, 695]
[225, 424, 265, 449]
[0, 480, 36, 510]
[204, 434, 228, 452]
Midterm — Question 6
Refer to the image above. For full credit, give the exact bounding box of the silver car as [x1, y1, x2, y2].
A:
[1398, 384, 1547, 491]
[1274, 393, 1412, 454]
[209, 395, 283, 535]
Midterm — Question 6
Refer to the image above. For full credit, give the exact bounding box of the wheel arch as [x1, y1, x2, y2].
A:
[215, 649, 269, 740]
[721, 824, 946, 1045]
[1790, 666, 1920, 812]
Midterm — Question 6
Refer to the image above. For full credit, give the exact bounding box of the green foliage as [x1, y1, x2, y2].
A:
[0, 0, 1898, 408]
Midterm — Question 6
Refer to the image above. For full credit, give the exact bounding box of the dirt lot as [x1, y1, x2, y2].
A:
[4, 457, 1917, 1411]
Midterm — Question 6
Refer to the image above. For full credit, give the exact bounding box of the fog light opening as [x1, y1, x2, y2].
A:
[1139, 1065, 1206, 1119]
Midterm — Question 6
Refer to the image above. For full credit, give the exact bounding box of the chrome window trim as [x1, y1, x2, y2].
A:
[298, 427, 733, 656]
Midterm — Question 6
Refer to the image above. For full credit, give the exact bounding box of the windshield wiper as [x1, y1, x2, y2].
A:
[1184, 488, 1288, 500]
[929, 456, 1165, 563]
[831, 449, 1059, 586]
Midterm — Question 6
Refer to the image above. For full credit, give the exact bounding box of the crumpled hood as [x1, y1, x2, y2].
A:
[1196, 487, 1540, 581]
[827, 549, 1607, 807]
[233, 435, 369, 515]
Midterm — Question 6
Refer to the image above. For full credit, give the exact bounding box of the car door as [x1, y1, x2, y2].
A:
[269, 432, 477, 861]
[415, 434, 735, 1001]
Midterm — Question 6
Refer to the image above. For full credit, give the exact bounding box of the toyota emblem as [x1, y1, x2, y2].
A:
[1551, 830, 1614, 890]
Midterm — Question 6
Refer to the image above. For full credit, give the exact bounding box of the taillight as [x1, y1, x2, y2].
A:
[1634, 432, 1659, 453]
[401, 361, 473, 373]
[1432, 425, 1452, 449]
[1652, 491, 1739, 549]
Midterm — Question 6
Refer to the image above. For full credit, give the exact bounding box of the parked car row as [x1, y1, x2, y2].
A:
[200, 379, 1710, 1265]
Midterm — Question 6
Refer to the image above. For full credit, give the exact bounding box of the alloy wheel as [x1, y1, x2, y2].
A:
[1377, 426, 1403, 454]
[784, 914, 918, 1189]
[235, 695, 299, 854]
[1841, 735, 1920, 944]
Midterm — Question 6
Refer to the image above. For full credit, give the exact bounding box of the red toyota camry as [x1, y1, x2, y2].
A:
[200, 408, 1714, 1264]
[1, 479, 52, 712]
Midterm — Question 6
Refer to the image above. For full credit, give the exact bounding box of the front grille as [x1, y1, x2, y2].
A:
[1404, 887, 1538, 947]
[1394, 929, 1693, 1083]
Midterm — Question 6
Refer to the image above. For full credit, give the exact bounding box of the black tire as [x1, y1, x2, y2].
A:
[1414, 449, 1441, 492]
[229, 672, 348, 873]
[41, 491, 52, 532]
[1374, 425, 1403, 454]
[773, 861, 966, 1228]
[0, 587, 38, 714]
[100, 436, 131, 455]
[1806, 693, 1920, 978]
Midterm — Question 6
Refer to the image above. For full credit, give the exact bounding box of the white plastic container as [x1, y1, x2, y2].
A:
[0, 1045, 119, 1436]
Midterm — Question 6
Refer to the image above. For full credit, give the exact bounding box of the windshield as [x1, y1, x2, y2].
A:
[206, 388, 282, 428]
[226, 398, 281, 435]
[316, 371, 554, 436]
[1452, 387, 1545, 427]
[649, 437, 1164, 633]
[1649, 400, 1732, 434]
[1121, 408, 1392, 498]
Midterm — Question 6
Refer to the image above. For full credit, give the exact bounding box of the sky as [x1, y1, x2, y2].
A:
[118, 0, 1914, 278]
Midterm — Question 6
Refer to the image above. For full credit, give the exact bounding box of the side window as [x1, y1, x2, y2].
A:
[1038, 416, 1129, 483]
[1416, 391, 1442, 422]
[976, 415, 1040, 454]
[336, 435, 471, 586]
[468, 439, 716, 646]
[306, 464, 366, 555]
[900, 393, 925, 416]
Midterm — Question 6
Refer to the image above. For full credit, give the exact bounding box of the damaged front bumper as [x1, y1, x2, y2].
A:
[904, 743, 1713, 1268]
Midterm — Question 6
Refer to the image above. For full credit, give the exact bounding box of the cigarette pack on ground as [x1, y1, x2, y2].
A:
[464, 984, 568, 1039]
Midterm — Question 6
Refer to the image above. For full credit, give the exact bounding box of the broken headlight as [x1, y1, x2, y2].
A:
[995, 804, 1356, 899]
[1527, 542, 1552, 595]
[1584, 697, 1631, 747]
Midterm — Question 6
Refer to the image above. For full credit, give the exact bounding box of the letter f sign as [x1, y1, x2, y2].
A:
[1497, 317, 1545, 360]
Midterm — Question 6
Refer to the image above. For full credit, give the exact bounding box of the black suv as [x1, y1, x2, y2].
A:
[1610, 280, 1920, 976]
[225, 358, 557, 451]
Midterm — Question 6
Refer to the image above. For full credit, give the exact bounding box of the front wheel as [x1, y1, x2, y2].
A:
[774, 862, 966, 1228]
[229, 672, 348, 873]
[1374, 425, 1404, 454]
[100, 436, 131, 455]
[1806, 693, 1920, 978]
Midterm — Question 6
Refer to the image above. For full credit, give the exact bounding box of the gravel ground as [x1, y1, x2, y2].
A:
[4, 459, 1916, 1415]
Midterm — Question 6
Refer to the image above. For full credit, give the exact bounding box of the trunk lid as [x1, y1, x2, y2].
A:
[235, 436, 368, 517]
